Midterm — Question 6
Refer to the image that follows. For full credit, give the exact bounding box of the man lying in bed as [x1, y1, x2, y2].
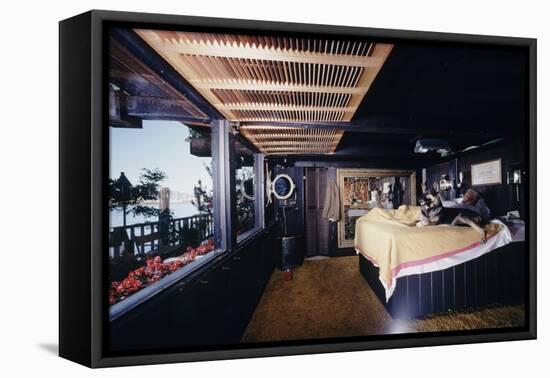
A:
[354, 190, 510, 301]
[443, 188, 491, 222]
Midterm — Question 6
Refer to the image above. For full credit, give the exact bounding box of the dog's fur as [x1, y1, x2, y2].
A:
[416, 183, 487, 243]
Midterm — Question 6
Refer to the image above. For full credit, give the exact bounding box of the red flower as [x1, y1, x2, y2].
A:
[109, 238, 214, 305]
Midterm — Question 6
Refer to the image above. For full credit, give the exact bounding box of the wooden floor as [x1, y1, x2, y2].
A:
[241, 256, 524, 343]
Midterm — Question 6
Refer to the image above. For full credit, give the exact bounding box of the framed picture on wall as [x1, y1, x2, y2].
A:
[336, 169, 416, 248]
[59, 10, 536, 368]
[471, 158, 502, 186]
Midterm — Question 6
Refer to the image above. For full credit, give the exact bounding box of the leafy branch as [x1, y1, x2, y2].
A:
[109, 168, 168, 225]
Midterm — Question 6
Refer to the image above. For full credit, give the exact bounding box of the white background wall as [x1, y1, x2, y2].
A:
[0, 0, 547, 376]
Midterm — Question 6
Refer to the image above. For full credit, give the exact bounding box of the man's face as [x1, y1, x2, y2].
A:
[463, 190, 475, 204]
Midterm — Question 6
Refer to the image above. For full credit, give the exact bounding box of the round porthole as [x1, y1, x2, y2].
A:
[241, 178, 255, 201]
[271, 174, 295, 200]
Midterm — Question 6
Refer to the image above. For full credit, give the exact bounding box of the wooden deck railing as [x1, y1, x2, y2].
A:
[109, 213, 214, 257]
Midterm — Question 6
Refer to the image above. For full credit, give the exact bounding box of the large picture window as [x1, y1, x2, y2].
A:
[108, 116, 220, 307]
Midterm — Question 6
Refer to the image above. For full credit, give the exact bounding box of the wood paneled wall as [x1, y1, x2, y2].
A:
[423, 142, 527, 218]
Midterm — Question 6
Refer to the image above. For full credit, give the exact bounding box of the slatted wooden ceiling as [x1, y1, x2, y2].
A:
[240, 126, 344, 155]
[135, 29, 393, 154]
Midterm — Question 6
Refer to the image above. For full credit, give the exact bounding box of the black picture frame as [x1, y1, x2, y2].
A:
[59, 9, 537, 368]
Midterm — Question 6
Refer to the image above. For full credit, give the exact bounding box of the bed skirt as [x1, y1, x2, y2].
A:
[358, 241, 526, 319]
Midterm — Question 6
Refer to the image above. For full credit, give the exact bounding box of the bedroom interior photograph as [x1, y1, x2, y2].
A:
[106, 25, 528, 352]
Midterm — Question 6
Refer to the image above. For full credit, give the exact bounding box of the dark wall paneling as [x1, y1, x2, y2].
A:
[458, 143, 526, 217]
[358, 253, 387, 301]
[419, 274, 432, 315]
[359, 241, 526, 319]
[424, 160, 456, 201]
[388, 275, 408, 317]
[272, 166, 305, 237]
[406, 275, 421, 317]
[476, 255, 488, 306]
[424, 142, 526, 217]
[486, 250, 499, 303]
[464, 260, 477, 307]
[454, 264, 466, 309]
[431, 271, 444, 314]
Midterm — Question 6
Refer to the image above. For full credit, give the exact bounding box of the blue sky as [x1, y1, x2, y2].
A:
[109, 120, 212, 195]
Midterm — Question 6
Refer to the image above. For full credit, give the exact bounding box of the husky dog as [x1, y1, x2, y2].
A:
[416, 183, 487, 243]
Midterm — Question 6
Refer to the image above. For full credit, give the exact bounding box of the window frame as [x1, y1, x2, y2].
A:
[235, 152, 265, 244]
[107, 119, 266, 320]
[108, 120, 225, 320]
[211, 119, 233, 251]
[213, 120, 266, 248]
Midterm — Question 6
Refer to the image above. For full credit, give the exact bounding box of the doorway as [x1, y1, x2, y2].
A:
[305, 167, 330, 257]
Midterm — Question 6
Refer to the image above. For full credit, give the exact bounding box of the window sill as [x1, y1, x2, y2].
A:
[236, 226, 263, 245]
[109, 248, 224, 322]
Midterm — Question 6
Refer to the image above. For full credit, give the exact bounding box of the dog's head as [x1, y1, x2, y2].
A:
[418, 182, 441, 209]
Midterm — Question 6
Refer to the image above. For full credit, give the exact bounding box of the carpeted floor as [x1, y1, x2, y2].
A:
[241, 256, 524, 343]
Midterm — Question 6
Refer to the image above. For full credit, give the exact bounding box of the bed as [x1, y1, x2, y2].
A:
[355, 206, 526, 319]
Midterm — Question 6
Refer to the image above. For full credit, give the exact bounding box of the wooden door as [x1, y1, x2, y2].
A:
[305, 168, 330, 257]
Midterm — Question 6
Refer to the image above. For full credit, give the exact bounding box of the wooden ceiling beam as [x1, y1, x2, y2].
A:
[240, 125, 343, 155]
[263, 147, 333, 150]
[241, 120, 502, 138]
[134, 30, 381, 67]
[216, 103, 354, 112]
[239, 129, 267, 154]
[189, 79, 365, 94]
[263, 150, 335, 154]
[125, 96, 210, 122]
[166, 43, 381, 67]
[237, 117, 344, 122]
[257, 141, 337, 146]
[242, 135, 338, 141]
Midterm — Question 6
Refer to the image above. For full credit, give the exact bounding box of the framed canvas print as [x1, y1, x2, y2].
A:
[471, 158, 503, 186]
[59, 10, 536, 368]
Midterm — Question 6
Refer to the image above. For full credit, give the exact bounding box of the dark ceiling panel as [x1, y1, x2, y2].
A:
[353, 43, 528, 135]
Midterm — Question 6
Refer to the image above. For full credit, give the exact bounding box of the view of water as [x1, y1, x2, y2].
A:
[110, 201, 200, 228]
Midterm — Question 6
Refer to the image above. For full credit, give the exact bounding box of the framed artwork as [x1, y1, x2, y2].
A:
[59, 10, 536, 368]
[337, 169, 416, 248]
[471, 158, 502, 186]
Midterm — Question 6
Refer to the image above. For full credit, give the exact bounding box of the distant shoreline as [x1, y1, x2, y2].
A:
[141, 199, 193, 205]
[110, 201, 199, 227]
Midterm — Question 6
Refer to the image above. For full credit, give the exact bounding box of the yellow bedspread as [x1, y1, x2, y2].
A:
[354, 205, 499, 290]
